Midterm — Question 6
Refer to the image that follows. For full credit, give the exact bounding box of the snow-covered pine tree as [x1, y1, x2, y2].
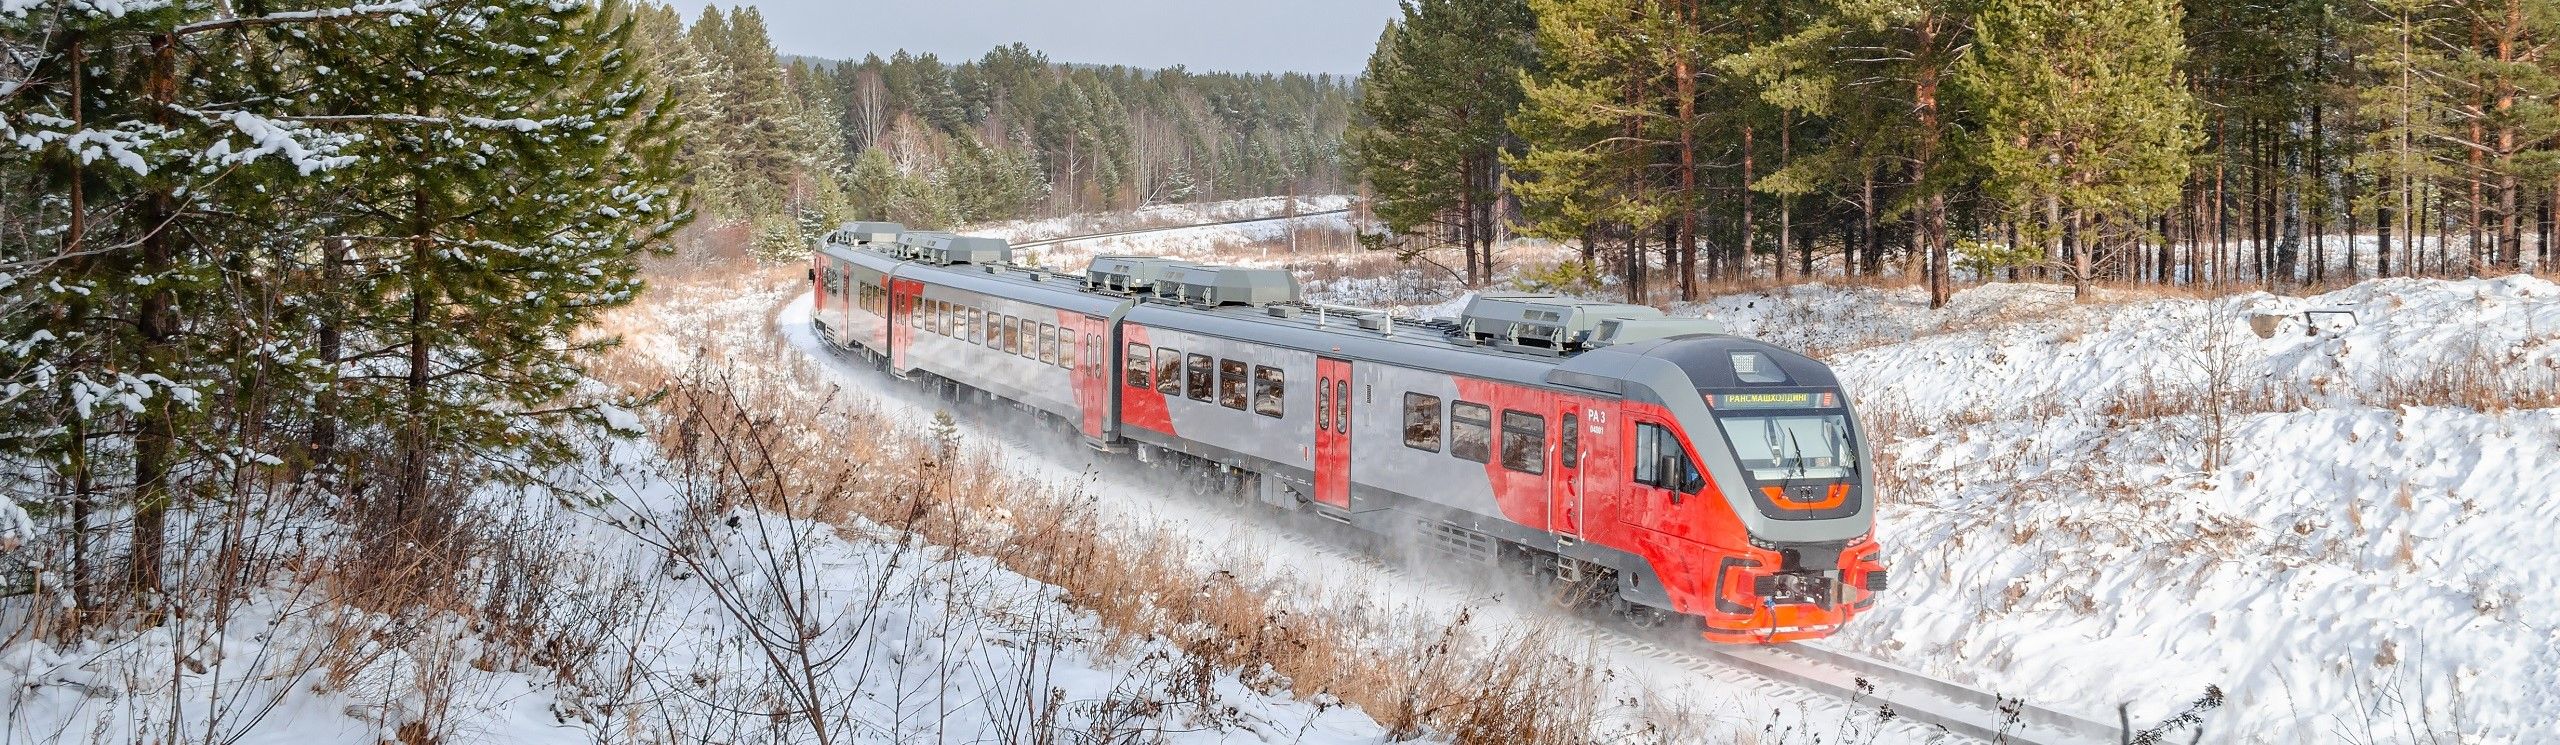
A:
[0, 0, 372, 615]
[271, 0, 687, 569]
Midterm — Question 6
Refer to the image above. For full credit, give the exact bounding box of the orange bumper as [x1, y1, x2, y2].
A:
[1690, 537, 1886, 644]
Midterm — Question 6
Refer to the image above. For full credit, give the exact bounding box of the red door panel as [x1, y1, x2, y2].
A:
[1063, 311, 1109, 439]
[1313, 358, 1353, 509]
[889, 278, 921, 370]
[1554, 402, 1585, 537]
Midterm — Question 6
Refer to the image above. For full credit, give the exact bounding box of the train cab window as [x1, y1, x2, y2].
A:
[1185, 354, 1214, 402]
[1218, 360, 1249, 410]
[1561, 414, 1579, 469]
[1002, 316, 1021, 354]
[1634, 423, 1706, 495]
[1500, 411, 1546, 475]
[1402, 394, 1442, 451]
[1252, 366, 1285, 418]
[1039, 324, 1058, 364]
[1155, 348, 1182, 395]
[1449, 401, 1492, 463]
[1126, 344, 1153, 388]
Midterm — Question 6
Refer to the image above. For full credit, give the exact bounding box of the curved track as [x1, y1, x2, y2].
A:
[1004, 207, 1352, 249]
[817, 207, 2127, 745]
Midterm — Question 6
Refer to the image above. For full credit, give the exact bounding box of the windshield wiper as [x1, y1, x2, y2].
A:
[1784, 430, 1808, 478]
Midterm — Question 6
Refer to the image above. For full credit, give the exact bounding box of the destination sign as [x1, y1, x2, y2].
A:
[1710, 391, 1840, 410]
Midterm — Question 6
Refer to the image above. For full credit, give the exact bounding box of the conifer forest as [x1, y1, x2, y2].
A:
[1352, 0, 2560, 306]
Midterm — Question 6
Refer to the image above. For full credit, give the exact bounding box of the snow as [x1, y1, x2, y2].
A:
[1, 431, 1415, 745]
[1645, 274, 2560, 741]
[958, 207, 2560, 740]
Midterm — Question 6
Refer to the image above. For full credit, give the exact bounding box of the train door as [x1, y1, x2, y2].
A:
[1073, 315, 1109, 440]
[1552, 401, 1586, 538]
[1313, 357, 1354, 509]
[889, 278, 921, 371]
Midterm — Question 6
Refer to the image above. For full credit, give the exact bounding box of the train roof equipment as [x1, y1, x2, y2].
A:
[829, 222, 904, 247]
[1451, 292, 1727, 354]
[897, 232, 1013, 266]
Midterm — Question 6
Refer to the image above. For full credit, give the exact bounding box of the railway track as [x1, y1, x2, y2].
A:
[1005, 207, 1352, 249]
[799, 207, 2131, 744]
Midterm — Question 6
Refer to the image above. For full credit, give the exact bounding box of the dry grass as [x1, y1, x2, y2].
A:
[584, 264, 1755, 744]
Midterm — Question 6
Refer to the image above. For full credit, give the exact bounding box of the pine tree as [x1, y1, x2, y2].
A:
[1348, 0, 1539, 286]
[1968, 0, 2201, 300]
[282, 0, 687, 563]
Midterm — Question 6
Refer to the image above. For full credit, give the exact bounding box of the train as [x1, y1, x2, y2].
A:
[806, 222, 1888, 643]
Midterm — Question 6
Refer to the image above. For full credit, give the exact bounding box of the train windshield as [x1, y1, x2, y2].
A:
[1715, 412, 1858, 482]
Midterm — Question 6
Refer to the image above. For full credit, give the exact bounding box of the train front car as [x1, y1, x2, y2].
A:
[1604, 336, 1887, 644]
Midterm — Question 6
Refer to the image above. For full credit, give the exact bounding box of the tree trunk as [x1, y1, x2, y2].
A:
[129, 33, 182, 611]
[1677, 7, 1701, 298]
[1859, 167, 1880, 276]
[1739, 124, 1756, 286]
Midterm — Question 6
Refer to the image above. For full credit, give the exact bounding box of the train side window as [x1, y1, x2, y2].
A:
[908, 296, 922, 329]
[1185, 353, 1214, 402]
[1333, 380, 1350, 433]
[1019, 319, 1037, 358]
[1218, 359, 1249, 410]
[1449, 401, 1491, 463]
[1039, 324, 1058, 364]
[1318, 379, 1333, 431]
[1634, 423, 1662, 485]
[968, 308, 983, 344]
[1002, 316, 1020, 354]
[1085, 334, 1100, 368]
[1126, 344, 1153, 388]
[1633, 423, 1705, 495]
[937, 302, 952, 335]
[1252, 366, 1285, 418]
[1561, 414, 1579, 469]
[1054, 328, 1073, 369]
[1500, 411, 1546, 475]
[1155, 348, 1182, 395]
[1402, 393, 1442, 451]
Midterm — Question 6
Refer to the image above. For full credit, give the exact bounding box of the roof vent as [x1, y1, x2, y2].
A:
[898, 232, 1012, 266]
[1455, 293, 1665, 352]
[827, 221, 904, 248]
[1267, 305, 1301, 319]
[1155, 265, 1299, 307]
[1085, 256, 1194, 294]
[1590, 317, 1729, 347]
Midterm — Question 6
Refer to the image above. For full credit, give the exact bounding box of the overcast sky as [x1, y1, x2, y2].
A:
[664, 1, 1400, 76]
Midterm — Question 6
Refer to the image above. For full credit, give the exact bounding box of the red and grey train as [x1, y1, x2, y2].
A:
[808, 223, 1887, 643]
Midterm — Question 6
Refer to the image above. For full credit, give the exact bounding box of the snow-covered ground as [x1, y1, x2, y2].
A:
[959, 207, 2560, 740]
[0, 289, 1415, 745]
[1788, 276, 2560, 742]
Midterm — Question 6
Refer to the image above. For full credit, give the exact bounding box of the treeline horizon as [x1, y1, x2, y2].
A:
[638, 4, 1357, 259]
[1349, 0, 2560, 306]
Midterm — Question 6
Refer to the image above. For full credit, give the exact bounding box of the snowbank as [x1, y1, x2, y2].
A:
[1684, 275, 2560, 741]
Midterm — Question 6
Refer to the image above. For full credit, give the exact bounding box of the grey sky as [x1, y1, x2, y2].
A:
[665, 1, 1399, 76]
